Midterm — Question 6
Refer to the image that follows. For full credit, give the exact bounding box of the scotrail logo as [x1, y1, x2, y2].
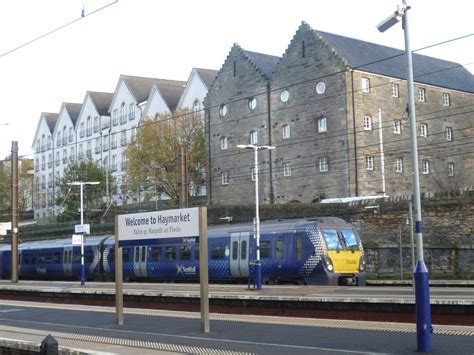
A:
[176, 264, 197, 275]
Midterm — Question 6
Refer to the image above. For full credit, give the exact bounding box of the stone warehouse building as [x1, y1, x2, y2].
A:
[205, 22, 474, 205]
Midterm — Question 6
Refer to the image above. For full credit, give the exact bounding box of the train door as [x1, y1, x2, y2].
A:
[63, 247, 73, 277]
[133, 246, 148, 278]
[230, 232, 250, 278]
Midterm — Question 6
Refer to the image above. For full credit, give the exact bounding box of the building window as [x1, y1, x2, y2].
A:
[55, 152, 60, 166]
[120, 131, 127, 146]
[280, 89, 289, 103]
[69, 127, 74, 142]
[420, 123, 428, 137]
[93, 117, 99, 132]
[249, 130, 258, 144]
[129, 103, 135, 120]
[283, 162, 292, 177]
[361, 77, 370, 93]
[111, 133, 117, 149]
[318, 117, 327, 133]
[86, 141, 92, 158]
[41, 156, 45, 170]
[35, 158, 39, 172]
[78, 144, 84, 160]
[220, 136, 228, 150]
[79, 122, 85, 138]
[446, 127, 453, 141]
[112, 109, 118, 125]
[248, 98, 257, 110]
[448, 162, 455, 177]
[70, 147, 74, 162]
[392, 83, 399, 97]
[120, 103, 127, 124]
[365, 156, 374, 170]
[395, 158, 403, 172]
[103, 135, 109, 151]
[363, 116, 372, 130]
[443, 93, 450, 106]
[422, 160, 430, 175]
[95, 138, 101, 154]
[111, 155, 117, 171]
[221, 171, 229, 185]
[282, 124, 291, 139]
[250, 167, 256, 181]
[418, 87, 426, 102]
[86, 116, 92, 136]
[47, 154, 52, 168]
[393, 119, 401, 134]
[319, 157, 329, 172]
[62, 149, 67, 164]
[47, 136, 52, 150]
[57, 132, 62, 146]
[219, 105, 227, 117]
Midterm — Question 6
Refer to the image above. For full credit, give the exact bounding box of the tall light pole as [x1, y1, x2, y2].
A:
[67, 181, 100, 286]
[237, 144, 275, 290]
[377, 1, 432, 352]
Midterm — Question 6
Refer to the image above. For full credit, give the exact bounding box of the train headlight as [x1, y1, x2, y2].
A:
[322, 255, 334, 272]
[359, 256, 366, 272]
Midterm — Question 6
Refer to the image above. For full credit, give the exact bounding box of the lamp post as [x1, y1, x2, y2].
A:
[237, 144, 275, 290]
[67, 181, 100, 286]
[377, 1, 432, 352]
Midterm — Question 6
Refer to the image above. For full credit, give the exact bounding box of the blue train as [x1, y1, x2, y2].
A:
[0, 217, 366, 285]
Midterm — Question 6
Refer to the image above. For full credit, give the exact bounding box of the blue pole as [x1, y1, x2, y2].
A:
[414, 260, 432, 352]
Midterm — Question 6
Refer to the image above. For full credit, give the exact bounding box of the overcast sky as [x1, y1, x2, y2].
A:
[0, 0, 472, 159]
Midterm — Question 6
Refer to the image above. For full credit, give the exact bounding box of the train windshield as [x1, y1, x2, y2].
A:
[322, 229, 359, 250]
[340, 229, 358, 249]
[322, 230, 342, 250]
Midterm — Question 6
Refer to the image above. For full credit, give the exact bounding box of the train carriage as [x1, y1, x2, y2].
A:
[0, 217, 365, 285]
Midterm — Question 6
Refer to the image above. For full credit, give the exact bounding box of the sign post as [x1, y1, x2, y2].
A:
[116, 207, 208, 331]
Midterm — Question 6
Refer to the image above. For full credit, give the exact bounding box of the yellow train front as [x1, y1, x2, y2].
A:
[258, 217, 366, 286]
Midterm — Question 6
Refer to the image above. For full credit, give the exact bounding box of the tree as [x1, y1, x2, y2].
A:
[55, 161, 108, 222]
[124, 109, 206, 204]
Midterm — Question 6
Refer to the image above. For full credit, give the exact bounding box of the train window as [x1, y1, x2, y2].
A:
[135, 248, 140, 262]
[232, 241, 238, 260]
[38, 253, 45, 264]
[53, 252, 61, 264]
[260, 241, 272, 259]
[141, 247, 146, 262]
[122, 248, 130, 262]
[180, 245, 191, 260]
[165, 246, 176, 261]
[108, 249, 115, 262]
[322, 229, 343, 250]
[340, 230, 358, 249]
[241, 241, 247, 260]
[151, 247, 162, 261]
[296, 235, 303, 261]
[45, 253, 53, 264]
[23, 256, 29, 265]
[85, 252, 93, 263]
[194, 245, 199, 261]
[211, 243, 225, 260]
[74, 252, 81, 263]
[31, 255, 37, 264]
[276, 239, 284, 259]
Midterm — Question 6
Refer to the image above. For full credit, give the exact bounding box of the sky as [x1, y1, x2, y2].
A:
[0, 0, 472, 159]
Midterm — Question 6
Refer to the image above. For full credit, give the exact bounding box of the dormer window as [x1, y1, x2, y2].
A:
[120, 103, 127, 124]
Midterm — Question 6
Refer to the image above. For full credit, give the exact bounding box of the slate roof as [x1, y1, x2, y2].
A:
[244, 50, 280, 79]
[43, 112, 58, 133]
[88, 91, 113, 116]
[195, 68, 218, 88]
[121, 75, 186, 105]
[314, 29, 474, 93]
[156, 84, 186, 112]
[63, 103, 82, 126]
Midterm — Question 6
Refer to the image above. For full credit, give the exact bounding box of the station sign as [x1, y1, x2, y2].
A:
[75, 224, 90, 234]
[117, 207, 199, 245]
[72, 234, 83, 245]
[0, 222, 11, 236]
